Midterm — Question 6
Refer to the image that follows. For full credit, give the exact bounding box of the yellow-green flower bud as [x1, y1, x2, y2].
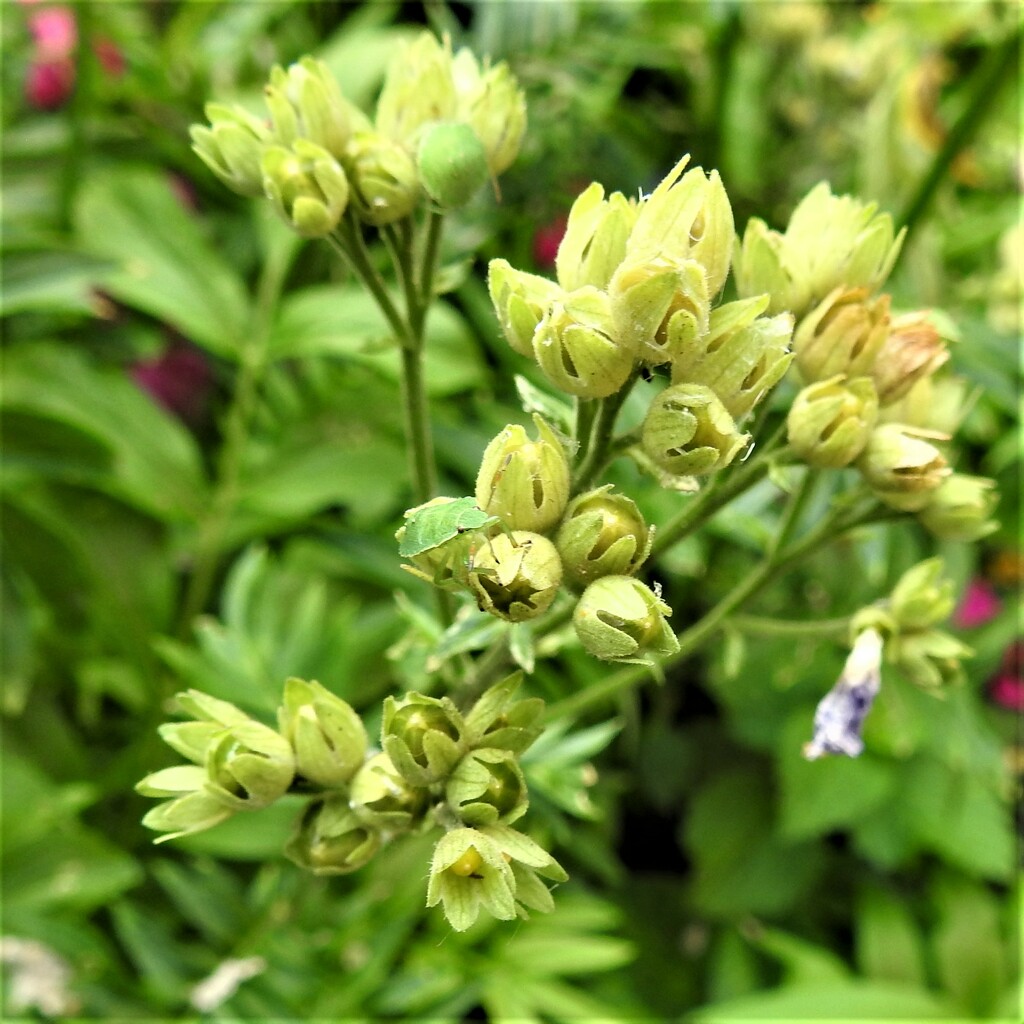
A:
[285, 796, 380, 875]
[417, 121, 490, 209]
[555, 485, 652, 588]
[463, 674, 545, 755]
[349, 751, 426, 831]
[263, 57, 353, 157]
[467, 531, 563, 622]
[671, 299, 794, 420]
[488, 258, 561, 358]
[375, 31, 457, 146]
[426, 827, 516, 931]
[918, 474, 999, 542]
[475, 416, 570, 532]
[793, 287, 891, 383]
[733, 218, 803, 316]
[381, 693, 466, 786]
[889, 557, 955, 631]
[157, 721, 221, 765]
[344, 132, 420, 226]
[858, 423, 950, 511]
[573, 576, 679, 663]
[889, 628, 972, 689]
[138, 771, 234, 844]
[447, 748, 529, 826]
[878, 373, 968, 435]
[261, 140, 349, 237]
[205, 721, 295, 810]
[870, 310, 950, 405]
[555, 183, 636, 291]
[277, 677, 367, 788]
[787, 375, 878, 468]
[453, 51, 527, 176]
[173, 689, 251, 727]
[642, 383, 749, 476]
[609, 257, 709, 367]
[533, 287, 635, 398]
[628, 158, 734, 298]
[191, 103, 271, 198]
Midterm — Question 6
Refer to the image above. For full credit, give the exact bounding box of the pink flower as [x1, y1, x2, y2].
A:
[132, 345, 213, 425]
[532, 214, 567, 269]
[25, 56, 74, 109]
[987, 640, 1023, 712]
[953, 579, 1001, 629]
[27, 5, 76, 57]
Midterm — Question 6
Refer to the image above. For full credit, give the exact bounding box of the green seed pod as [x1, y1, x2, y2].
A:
[573, 575, 680, 663]
[453, 51, 527, 175]
[532, 287, 635, 398]
[263, 57, 355, 157]
[858, 423, 950, 511]
[204, 721, 295, 810]
[285, 796, 380, 875]
[381, 693, 467, 786]
[467, 531, 563, 622]
[871, 310, 950, 405]
[889, 558, 956, 631]
[787, 375, 879, 468]
[348, 751, 427, 832]
[793, 287, 891, 383]
[487, 258, 562, 358]
[642, 383, 749, 477]
[446, 748, 529, 826]
[475, 416, 570, 533]
[261, 140, 350, 237]
[555, 485, 652, 589]
[417, 121, 490, 209]
[190, 103, 271, 198]
[344, 132, 420, 226]
[277, 677, 367, 788]
[375, 31, 458, 146]
[671, 299, 794, 421]
[917, 474, 999, 542]
[555, 182, 636, 292]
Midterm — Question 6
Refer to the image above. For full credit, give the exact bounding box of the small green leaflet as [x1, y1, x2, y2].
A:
[398, 497, 499, 557]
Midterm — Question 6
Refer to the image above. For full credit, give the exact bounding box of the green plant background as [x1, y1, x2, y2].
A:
[1, 1, 1019, 1020]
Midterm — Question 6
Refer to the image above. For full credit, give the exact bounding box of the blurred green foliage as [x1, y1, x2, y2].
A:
[1, 0, 1019, 1019]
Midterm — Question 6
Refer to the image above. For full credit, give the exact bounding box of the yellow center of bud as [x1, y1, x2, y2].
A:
[448, 847, 484, 877]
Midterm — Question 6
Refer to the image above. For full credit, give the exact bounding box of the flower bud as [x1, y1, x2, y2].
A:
[487, 258, 561, 358]
[609, 257, 709, 367]
[417, 121, 489, 209]
[381, 693, 466, 785]
[138, 774, 234, 844]
[628, 159, 735, 298]
[426, 827, 516, 931]
[263, 57, 353, 157]
[173, 689, 251, 727]
[348, 751, 426, 831]
[475, 416, 570, 533]
[878, 373, 968, 434]
[344, 132, 420, 226]
[463, 674, 545, 754]
[733, 217, 804, 316]
[447, 748, 529, 825]
[573, 576, 679, 662]
[157, 721, 221, 765]
[672, 299, 794, 420]
[284, 796, 380, 875]
[555, 183, 636, 292]
[453, 51, 527, 175]
[889, 558, 955, 631]
[787, 375, 878, 468]
[858, 423, 950, 511]
[261, 140, 349, 237]
[870, 310, 950, 405]
[890, 629, 972, 689]
[190, 103, 271, 198]
[532, 287, 636, 398]
[917, 474, 999, 542]
[555, 485, 652, 588]
[277, 677, 367, 788]
[467, 531, 563, 622]
[375, 32, 457, 146]
[793, 287, 891, 383]
[205, 721, 295, 810]
[642, 383, 749, 476]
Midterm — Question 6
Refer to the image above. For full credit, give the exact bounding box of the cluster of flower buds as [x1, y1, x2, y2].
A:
[138, 675, 563, 931]
[742, 187, 997, 536]
[489, 158, 793, 479]
[190, 31, 526, 235]
[399, 416, 676, 663]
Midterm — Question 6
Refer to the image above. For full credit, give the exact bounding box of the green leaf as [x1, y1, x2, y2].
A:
[855, 885, 927, 988]
[74, 166, 250, 357]
[0, 249, 114, 317]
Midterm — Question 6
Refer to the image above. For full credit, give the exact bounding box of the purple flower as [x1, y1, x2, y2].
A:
[132, 344, 212, 424]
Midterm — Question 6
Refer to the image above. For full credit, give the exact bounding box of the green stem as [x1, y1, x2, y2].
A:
[573, 398, 598, 459]
[898, 26, 1020, 241]
[545, 501, 897, 720]
[767, 466, 818, 559]
[727, 613, 852, 638]
[573, 380, 636, 493]
[413, 208, 445, 335]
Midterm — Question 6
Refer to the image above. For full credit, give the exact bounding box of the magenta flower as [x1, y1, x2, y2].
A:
[988, 640, 1023, 712]
[532, 214, 567, 270]
[953, 578, 1001, 629]
[132, 345, 213, 425]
